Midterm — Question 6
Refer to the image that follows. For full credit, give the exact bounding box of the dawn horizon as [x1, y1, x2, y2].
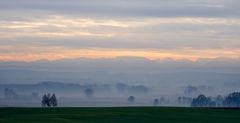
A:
[1, 0, 240, 122]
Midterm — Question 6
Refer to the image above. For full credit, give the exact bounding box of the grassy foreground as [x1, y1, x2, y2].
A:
[0, 107, 240, 123]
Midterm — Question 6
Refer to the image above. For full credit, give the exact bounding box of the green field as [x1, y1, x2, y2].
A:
[1, 107, 240, 123]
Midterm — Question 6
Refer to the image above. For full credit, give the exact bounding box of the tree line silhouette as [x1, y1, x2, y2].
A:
[191, 92, 240, 107]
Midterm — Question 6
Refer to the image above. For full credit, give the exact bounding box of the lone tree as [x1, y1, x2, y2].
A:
[50, 93, 58, 107]
[42, 93, 58, 107]
[42, 94, 49, 107]
[128, 96, 135, 103]
[153, 98, 159, 106]
[84, 88, 94, 98]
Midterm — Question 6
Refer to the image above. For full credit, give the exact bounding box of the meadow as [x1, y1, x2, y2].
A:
[0, 107, 240, 123]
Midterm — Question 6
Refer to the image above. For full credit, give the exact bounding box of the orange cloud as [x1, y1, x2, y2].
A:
[0, 46, 239, 62]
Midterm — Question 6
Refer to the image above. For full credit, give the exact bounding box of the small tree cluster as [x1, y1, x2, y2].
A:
[42, 93, 58, 107]
[223, 92, 240, 107]
[191, 94, 216, 107]
[191, 92, 240, 107]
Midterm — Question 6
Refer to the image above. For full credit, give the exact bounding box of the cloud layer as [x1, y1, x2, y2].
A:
[0, 0, 240, 61]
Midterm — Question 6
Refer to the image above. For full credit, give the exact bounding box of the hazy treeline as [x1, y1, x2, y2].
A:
[0, 57, 239, 107]
[1, 81, 240, 107]
[0, 81, 150, 98]
[0, 57, 239, 94]
[191, 92, 240, 107]
[0, 81, 152, 107]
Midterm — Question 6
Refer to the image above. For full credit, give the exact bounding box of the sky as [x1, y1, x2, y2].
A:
[0, 0, 240, 100]
[0, 0, 240, 62]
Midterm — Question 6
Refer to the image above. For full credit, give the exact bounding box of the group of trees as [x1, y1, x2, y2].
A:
[40, 92, 240, 107]
[41, 93, 58, 107]
[191, 95, 216, 107]
[153, 97, 166, 106]
[191, 92, 240, 107]
[116, 83, 149, 93]
[223, 92, 240, 107]
[127, 96, 168, 106]
[4, 88, 39, 100]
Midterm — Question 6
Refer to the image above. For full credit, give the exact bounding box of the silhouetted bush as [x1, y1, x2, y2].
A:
[84, 88, 94, 98]
[128, 96, 135, 103]
[153, 98, 159, 106]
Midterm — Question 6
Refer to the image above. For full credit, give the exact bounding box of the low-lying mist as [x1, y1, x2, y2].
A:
[0, 57, 239, 107]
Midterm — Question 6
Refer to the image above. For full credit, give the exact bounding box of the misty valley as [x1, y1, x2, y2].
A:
[1, 0, 240, 122]
[1, 81, 240, 108]
[0, 57, 240, 107]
